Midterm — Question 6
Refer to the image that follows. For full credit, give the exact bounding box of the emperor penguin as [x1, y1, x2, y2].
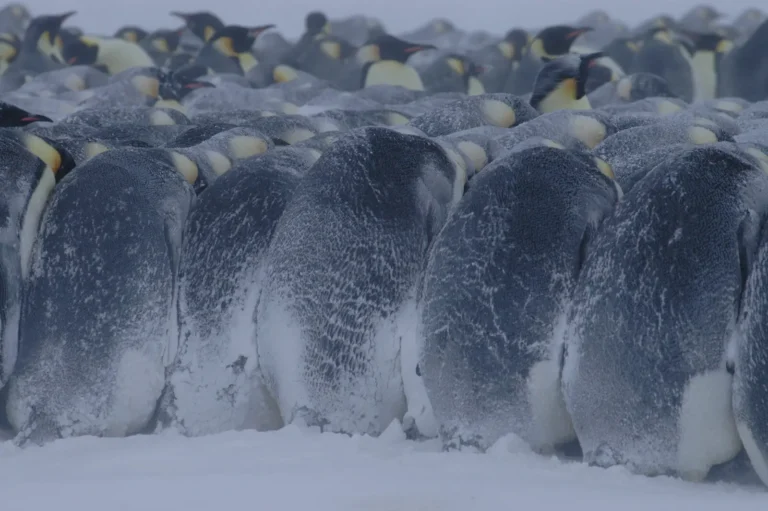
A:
[360, 34, 435, 90]
[0, 131, 74, 388]
[194, 24, 275, 75]
[408, 93, 537, 137]
[679, 5, 724, 33]
[281, 12, 355, 83]
[63, 35, 155, 75]
[255, 127, 468, 436]
[562, 143, 768, 482]
[718, 19, 768, 102]
[530, 52, 603, 113]
[164, 146, 322, 437]
[0, 32, 20, 75]
[470, 28, 528, 93]
[0, 102, 52, 126]
[505, 25, 593, 95]
[632, 27, 695, 102]
[684, 31, 733, 101]
[415, 145, 620, 451]
[420, 53, 486, 95]
[113, 26, 148, 44]
[140, 29, 183, 66]
[732, 147, 768, 489]
[4, 12, 75, 77]
[5, 147, 198, 445]
[170, 11, 225, 45]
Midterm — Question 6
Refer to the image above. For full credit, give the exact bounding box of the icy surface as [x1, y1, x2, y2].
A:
[0, 423, 765, 510]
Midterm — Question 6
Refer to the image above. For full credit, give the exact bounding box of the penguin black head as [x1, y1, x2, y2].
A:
[145, 29, 183, 55]
[500, 28, 529, 61]
[530, 25, 593, 61]
[366, 34, 435, 63]
[530, 52, 603, 113]
[114, 25, 148, 43]
[682, 30, 733, 53]
[171, 11, 225, 42]
[61, 33, 97, 67]
[210, 25, 276, 56]
[0, 102, 52, 127]
[22, 11, 76, 58]
[305, 11, 329, 36]
[161, 65, 214, 100]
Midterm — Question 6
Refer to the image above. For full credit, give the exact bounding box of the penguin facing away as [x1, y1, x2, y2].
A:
[6, 147, 198, 445]
[164, 146, 321, 437]
[256, 127, 467, 436]
[415, 145, 620, 451]
[563, 143, 768, 481]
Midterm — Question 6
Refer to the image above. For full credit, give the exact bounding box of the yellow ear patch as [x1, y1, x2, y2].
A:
[569, 115, 607, 149]
[151, 38, 170, 53]
[687, 126, 718, 145]
[716, 40, 733, 53]
[171, 151, 199, 184]
[203, 26, 216, 42]
[22, 134, 61, 172]
[594, 157, 614, 179]
[529, 38, 546, 60]
[132, 75, 160, 98]
[457, 140, 488, 171]
[497, 41, 515, 59]
[273, 64, 299, 83]
[320, 40, 341, 60]
[446, 57, 464, 75]
[229, 136, 269, 159]
[84, 142, 110, 160]
[213, 36, 235, 56]
[357, 44, 381, 63]
[616, 77, 633, 100]
[482, 99, 516, 128]
[205, 150, 232, 175]
[237, 52, 258, 72]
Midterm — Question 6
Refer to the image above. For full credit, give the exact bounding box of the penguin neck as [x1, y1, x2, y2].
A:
[467, 76, 485, 95]
[535, 81, 592, 113]
[363, 60, 424, 91]
[691, 50, 717, 101]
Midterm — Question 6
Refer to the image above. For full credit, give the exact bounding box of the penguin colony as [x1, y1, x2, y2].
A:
[0, 0, 768, 488]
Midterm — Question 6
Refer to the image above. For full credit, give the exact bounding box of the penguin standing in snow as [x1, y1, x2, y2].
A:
[256, 127, 467, 436]
[6, 147, 197, 444]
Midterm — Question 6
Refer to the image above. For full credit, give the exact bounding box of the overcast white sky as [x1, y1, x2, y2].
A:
[22, 0, 763, 38]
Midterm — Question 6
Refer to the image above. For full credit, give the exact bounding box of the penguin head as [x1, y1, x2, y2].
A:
[113, 26, 148, 44]
[683, 31, 733, 54]
[0, 32, 20, 64]
[144, 29, 182, 55]
[690, 5, 724, 23]
[499, 28, 529, 61]
[529, 25, 593, 61]
[0, 103, 52, 127]
[61, 34, 98, 67]
[305, 11, 330, 36]
[210, 25, 275, 56]
[530, 52, 603, 113]
[364, 34, 435, 63]
[22, 11, 76, 60]
[160, 65, 214, 101]
[171, 11, 225, 43]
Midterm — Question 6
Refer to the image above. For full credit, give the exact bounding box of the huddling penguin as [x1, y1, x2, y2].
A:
[2, 0, 768, 495]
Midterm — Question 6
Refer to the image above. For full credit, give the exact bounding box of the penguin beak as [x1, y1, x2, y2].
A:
[170, 11, 189, 21]
[182, 80, 214, 90]
[55, 11, 77, 24]
[566, 27, 593, 40]
[249, 25, 275, 38]
[404, 44, 435, 54]
[20, 115, 53, 123]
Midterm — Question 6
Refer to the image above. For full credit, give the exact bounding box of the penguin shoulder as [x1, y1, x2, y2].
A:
[84, 36, 155, 74]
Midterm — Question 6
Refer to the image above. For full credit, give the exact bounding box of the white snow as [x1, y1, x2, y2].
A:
[0, 422, 765, 510]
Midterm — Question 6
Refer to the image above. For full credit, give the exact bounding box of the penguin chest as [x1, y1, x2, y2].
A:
[467, 76, 485, 96]
[691, 51, 717, 101]
[364, 61, 424, 91]
[538, 79, 591, 113]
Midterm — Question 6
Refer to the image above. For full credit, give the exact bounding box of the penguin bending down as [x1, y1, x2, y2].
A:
[256, 127, 467, 436]
[5, 147, 197, 444]
[0, 131, 74, 387]
[163, 146, 322, 437]
[562, 143, 768, 481]
[530, 52, 603, 113]
[63, 35, 155, 75]
[415, 145, 620, 452]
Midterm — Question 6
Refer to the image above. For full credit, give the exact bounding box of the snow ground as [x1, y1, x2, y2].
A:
[0, 421, 765, 510]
